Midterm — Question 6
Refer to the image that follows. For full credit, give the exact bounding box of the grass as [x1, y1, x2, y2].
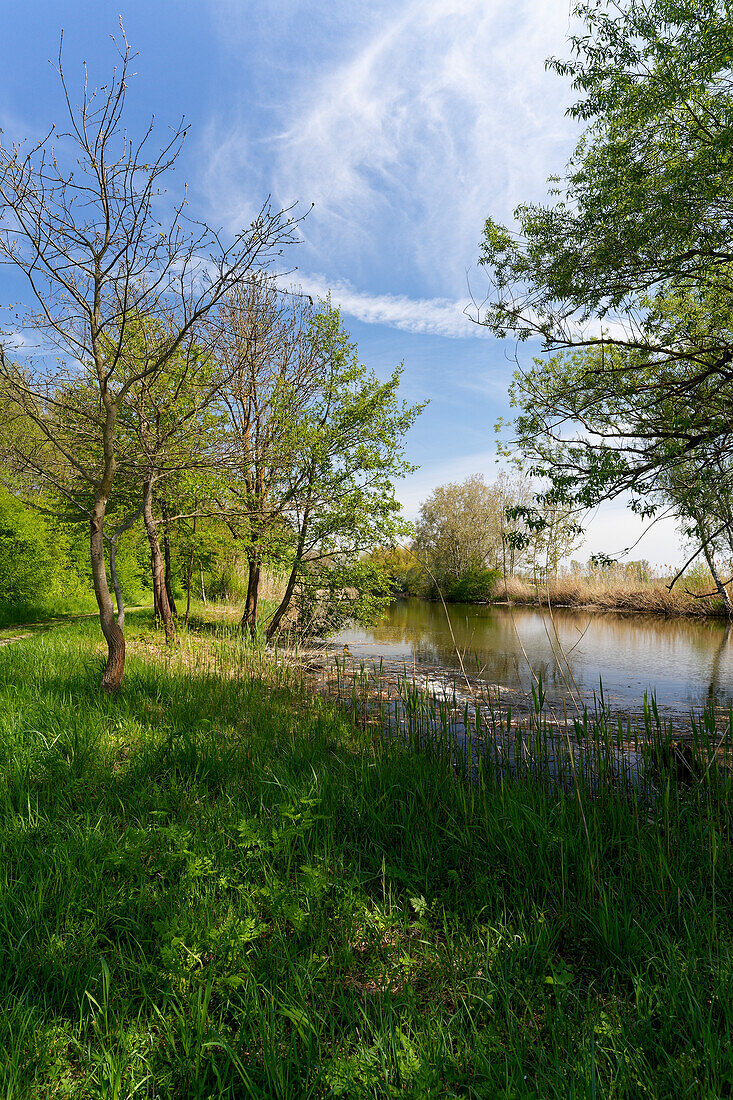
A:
[0, 594, 104, 631]
[496, 573, 730, 617]
[0, 610, 731, 1097]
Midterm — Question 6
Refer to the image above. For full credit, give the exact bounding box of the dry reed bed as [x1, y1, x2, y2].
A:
[496, 574, 728, 617]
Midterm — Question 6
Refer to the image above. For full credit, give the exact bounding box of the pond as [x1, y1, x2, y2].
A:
[331, 598, 733, 724]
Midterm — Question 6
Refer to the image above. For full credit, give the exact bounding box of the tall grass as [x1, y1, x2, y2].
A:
[0, 613, 731, 1097]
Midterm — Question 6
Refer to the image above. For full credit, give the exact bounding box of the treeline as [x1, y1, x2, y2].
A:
[367, 470, 733, 615]
[366, 473, 579, 603]
[0, 282, 420, 673]
[0, 43, 420, 690]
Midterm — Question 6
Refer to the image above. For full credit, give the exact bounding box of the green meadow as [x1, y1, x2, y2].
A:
[0, 611, 730, 1098]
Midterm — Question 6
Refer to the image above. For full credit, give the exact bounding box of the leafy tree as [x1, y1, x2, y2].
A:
[262, 302, 424, 639]
[480, 1, 733, 534]
[360, 545, 424, 597]
[213, 277, 320, 634]
[660, 449, 733, 614]
[0, 35, 297, 691]
[214, 285, 423, 639]
[413, 475, 507, 589]
[114, 315, 227, 643]
[0, 488, 65, 602]
[413, 473, 577, 595]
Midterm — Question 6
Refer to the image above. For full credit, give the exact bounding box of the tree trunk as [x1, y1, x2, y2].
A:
[266, 501, 311, 641]
[266, 559, 300, 640]
[91, 495, 125, 693]
[185, 512, 197, 627]
[143, 479, 176, 643]
[703, 542, 733, 618]
[160, 500, 178, 616]
[185, 550, 194, 626]
[109, 535, 125, 629]
[241, 554, 261, 639]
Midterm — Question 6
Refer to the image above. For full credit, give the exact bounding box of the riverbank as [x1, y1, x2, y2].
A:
[0, 608, 731, 1097]
[495, 573, 730, 617]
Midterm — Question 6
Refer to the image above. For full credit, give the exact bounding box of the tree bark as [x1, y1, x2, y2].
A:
[241, 554, 261, 639]
[109, 535, 125, 629]
[91, 494, 125, 693]
[143, 479, 176, 643]
[266, 493, 314, 641]
[703, 541, 733, 619]
[266, 558, 300, 640]
[160, 500, 178, 616]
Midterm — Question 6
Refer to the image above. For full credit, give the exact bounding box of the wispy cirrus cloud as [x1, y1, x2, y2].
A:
[200, 0, 578, 295]
[284, 272, 491, 338]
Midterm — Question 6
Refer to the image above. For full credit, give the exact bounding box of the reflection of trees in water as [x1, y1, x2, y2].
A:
[544, 607, 728, 658]
[707, 623, 732, 706]
[407, 639, 571, 691]
[370, 600, 585, 690]
[361, 598, 733, 712]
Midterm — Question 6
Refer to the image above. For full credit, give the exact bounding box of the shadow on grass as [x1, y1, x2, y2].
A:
[0, 616, 731, 1098]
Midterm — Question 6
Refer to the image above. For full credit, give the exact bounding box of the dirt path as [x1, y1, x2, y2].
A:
[0, 607, 151, 646]
[0, 632, 33, 647]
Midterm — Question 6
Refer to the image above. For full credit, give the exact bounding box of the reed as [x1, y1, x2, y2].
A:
[496, 572, 728, 617]
[0, 610, 730, 1098]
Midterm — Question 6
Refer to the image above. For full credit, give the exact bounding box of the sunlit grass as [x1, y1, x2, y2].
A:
[0, 594, 101, 630]
[0, 611, 731, 1097]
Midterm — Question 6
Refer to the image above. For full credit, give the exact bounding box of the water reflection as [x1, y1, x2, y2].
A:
[333, 599, 733, 720]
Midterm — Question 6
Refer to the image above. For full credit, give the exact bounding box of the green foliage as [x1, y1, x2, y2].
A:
[444, 566, 499, 603]
[414, 474, 507, 584]
[414, 473, 579, 595]
[254, 300, 424, 637]
[481, 0, 733, 530]
[361, 546, 425, 597]
[0, 489, 64, 602]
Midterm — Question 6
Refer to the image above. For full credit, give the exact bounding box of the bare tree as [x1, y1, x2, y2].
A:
[118, 313, 230, 644]
[0, 31, 298, 690]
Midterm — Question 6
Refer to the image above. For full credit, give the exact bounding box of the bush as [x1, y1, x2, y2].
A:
[444, 567, 499, 603]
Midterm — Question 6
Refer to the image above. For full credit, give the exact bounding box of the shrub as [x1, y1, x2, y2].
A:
[444, 567, 499, 603]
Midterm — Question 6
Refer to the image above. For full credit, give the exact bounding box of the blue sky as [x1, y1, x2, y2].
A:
[0, 0, 685, 568]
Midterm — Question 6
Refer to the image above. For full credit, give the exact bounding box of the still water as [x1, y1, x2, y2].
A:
[332, 599, 733, 722]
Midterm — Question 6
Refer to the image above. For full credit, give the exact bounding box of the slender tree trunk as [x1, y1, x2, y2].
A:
[143, 479, 176, 643]
[241, 554, 261, 639]
[160, 500, 178, 616]
[109, 535, 125, 629]
[265, 481, 318, 641]
[703, 541, 733, 618]
[266, 557, 300, 640]
[91, 494, 125, 693]
[181, 510, 193, 624]
[185, 551, 194, 626]
[185, 512, 197, 627]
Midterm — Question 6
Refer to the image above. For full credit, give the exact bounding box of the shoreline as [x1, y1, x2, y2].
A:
[392, 585, 731, 620]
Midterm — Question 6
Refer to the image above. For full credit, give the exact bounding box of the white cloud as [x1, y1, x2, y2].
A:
[202, 0, 578, 293]
[283, 272, 491, 338]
